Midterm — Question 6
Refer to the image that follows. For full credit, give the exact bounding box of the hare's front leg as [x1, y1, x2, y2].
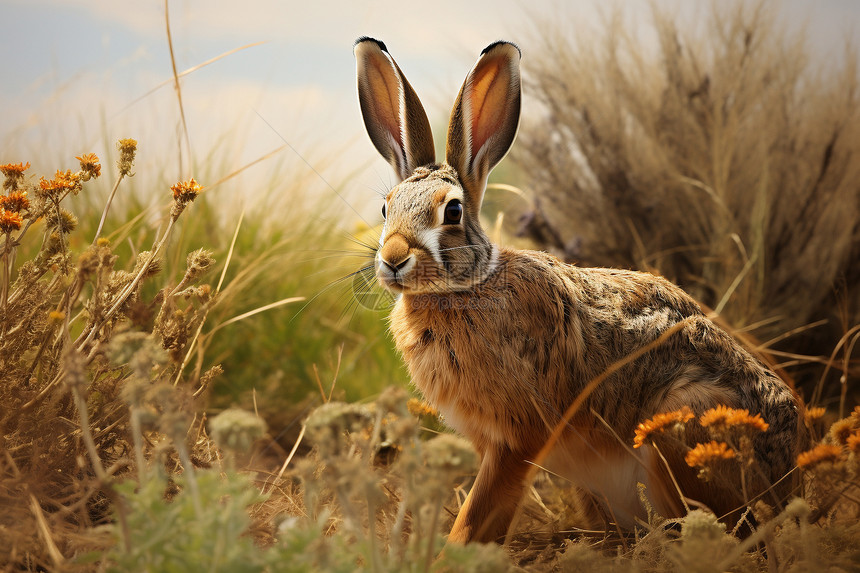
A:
[447, 446, 532, 544]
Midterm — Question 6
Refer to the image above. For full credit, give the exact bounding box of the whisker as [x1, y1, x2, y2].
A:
[438, 244, 485, 253]
[342, 232, 380, 253]
[295, 252, 376, 263]
[289, 264, 376, 323]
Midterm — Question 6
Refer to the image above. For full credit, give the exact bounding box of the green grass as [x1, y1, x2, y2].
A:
[30, 139, 407, 410]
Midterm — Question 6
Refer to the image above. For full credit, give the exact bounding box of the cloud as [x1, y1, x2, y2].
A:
[4, 0, 857, 207]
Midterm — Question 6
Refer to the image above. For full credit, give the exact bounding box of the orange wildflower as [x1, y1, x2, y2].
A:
[0, 209, 23, 233]
[700, 405, 769, 433]
[829, 418, 855, 445]
[685, 441, 736, 467]
[796, 444, 842, 469]
[0, 191, 29, 213]
[804, 406, 826, 424]
[0, 162, 30, 176]
[633, 407, 694, 448]
[39, 169, 81, 197]
[1, 162, 30, 191]
[57, 169, 81, 188]
[171, 178, 202, 204]
[76, 153, 101, 179]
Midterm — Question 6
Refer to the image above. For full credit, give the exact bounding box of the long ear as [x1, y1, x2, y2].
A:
[446, 41, 521, 211]
[354, 37, 436, 181]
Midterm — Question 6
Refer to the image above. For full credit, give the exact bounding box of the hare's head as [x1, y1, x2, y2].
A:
[354, 37, 521, 294]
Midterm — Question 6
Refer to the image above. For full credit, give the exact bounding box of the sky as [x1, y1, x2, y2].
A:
[2, 0, 859, 217]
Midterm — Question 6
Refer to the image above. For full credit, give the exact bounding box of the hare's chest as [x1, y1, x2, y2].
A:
[389, 299, 522, 448]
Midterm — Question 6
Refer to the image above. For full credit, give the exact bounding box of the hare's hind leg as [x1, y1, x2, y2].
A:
[448, 445, 532, 544]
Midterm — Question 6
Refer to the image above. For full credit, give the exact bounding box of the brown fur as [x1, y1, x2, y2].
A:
[391, 249, 805, 540]
[354, 37, 807, 543]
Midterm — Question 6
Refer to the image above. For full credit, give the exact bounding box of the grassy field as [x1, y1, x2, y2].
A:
[2, 1, 859, 571]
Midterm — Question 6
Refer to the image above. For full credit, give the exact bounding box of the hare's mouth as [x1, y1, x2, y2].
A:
[376, 254, 416, 293]
[377, 272, 405, 293]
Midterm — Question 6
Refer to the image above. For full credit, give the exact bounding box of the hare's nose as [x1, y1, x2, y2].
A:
[379, 233, 412, 273]
[382, 256, 411, 273]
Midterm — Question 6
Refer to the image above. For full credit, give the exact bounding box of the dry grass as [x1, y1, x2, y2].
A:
[3, 0, 860, 570]
[512, 0, 860, 408]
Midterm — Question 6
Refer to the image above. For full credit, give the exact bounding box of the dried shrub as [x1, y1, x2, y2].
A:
[513, 0, 860, 402]
[0, 142, 220, 569]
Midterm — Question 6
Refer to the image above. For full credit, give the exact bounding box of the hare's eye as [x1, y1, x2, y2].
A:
[443, 199, 462, 225]
[382, 203, 386, 219]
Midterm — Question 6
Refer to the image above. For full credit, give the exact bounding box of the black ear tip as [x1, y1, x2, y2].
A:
[355, 36, 388, 53]
[481, 40, 521, 58]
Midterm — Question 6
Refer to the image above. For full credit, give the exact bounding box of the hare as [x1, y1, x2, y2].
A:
[354, 37, 807, 543]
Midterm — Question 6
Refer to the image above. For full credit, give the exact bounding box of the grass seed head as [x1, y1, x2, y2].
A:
[46, 208, 78, 234]
[422, 433, 477, 478]
[184, 248, 214, 282]
[785, 498, 811, 520]
[61, 346, 87, 391]
[376, 385, 409, 416]
[210, 408, 268, 453]
[133, 250, 162, 279]
[117, 138, 137, 176]
[680, 509, 727, 542]
[305, 402, 373, 459]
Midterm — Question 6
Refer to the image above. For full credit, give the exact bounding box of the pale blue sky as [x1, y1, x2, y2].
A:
[3, 0, 858, 214]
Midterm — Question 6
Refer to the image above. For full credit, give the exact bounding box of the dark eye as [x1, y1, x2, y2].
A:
[443, 199, 462, 225]
[382, 203, 386, 219]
